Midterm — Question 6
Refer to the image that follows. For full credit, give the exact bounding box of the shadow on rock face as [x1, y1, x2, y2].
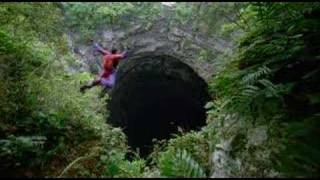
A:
[107, 55, 211, 157]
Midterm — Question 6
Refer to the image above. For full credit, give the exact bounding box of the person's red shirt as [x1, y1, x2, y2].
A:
[92, 42, 128, 78]
[101, 53, 124, 78]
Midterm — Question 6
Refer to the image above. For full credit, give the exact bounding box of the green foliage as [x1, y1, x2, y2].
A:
[97, 149, 146, 178]
[210, 3, 320, 119]
[207, 2, 320, 177]
[0, 6, 128, 176]
[129, 2, 163, 22]
[151, 129, 217, 178]
[62, 2, 163, 42]
[193, 2, 247, 37]
[173, 3, 196, 25]
[58, 126, 147, 178]
[166, 131, 211, 173]
[0, 135, 46, 169]
[273, 116, 320, 177]
[0, 2, 64, 44]
[158, 148, 206, 178]
[1, 2, 320, 178]
[63, 3, 134, 28]
[56, 125, 138, 178]
[198, 49, 216, 63]
[0, 3, 154, 177]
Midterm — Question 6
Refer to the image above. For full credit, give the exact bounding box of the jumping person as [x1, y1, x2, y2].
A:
[80, 40, 129, 95]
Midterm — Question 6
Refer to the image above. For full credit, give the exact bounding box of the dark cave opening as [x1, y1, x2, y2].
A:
[107, 55, 211, 157]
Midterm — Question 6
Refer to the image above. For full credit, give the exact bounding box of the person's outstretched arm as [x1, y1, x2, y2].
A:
[93, 42, 110, 55]
[121, 50, 129, 59]
[113, 49, 129, 60]
[111, 50, 129, 67]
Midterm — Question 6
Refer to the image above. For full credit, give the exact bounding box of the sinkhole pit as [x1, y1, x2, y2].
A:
[107, 54, 211, 156]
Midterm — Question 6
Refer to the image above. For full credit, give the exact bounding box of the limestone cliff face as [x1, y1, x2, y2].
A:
[66, 14, 234, 82]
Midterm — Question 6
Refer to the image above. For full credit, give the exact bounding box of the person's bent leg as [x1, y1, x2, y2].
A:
[80, 79, 101, 93]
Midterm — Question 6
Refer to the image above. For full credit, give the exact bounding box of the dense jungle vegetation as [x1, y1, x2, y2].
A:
[0, 2, 319, 178]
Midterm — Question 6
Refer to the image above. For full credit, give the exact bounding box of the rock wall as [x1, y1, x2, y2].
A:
[66, 14, 233, 81]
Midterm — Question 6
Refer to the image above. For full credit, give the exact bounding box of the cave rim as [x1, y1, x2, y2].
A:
[115, 53, 197, 82]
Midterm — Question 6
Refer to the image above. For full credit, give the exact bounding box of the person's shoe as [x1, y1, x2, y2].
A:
[80, 86, 87, 93]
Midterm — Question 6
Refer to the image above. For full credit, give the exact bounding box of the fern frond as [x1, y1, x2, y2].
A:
[241, 66, 272, 85]
[159, 148, 206, 178]
[259, 79, 281, 98]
